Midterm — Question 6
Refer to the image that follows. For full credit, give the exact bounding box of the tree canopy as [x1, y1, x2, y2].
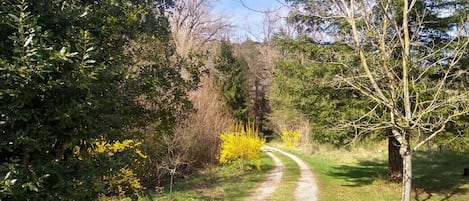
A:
[0, 0, 199, 199]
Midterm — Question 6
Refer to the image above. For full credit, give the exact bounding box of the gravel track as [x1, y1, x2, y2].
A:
[245, 149, 284, 201]
[266, 146, 318, 201]
[247, 146, 318, 201]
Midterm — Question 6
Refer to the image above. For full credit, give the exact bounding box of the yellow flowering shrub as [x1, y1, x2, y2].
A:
[89, 139, 147, 198]
[219, 123, 265, 170]
[281, 129, 301, 147]
[90, 139, 147, 158]
[105, 168, 143, 197]
[94, 140, 136, 155]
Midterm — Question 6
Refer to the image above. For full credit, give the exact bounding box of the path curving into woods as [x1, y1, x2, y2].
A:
[247, 145, 318, 201]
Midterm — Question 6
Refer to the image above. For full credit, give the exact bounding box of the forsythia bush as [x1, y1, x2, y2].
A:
[91, 140, 147, 198]
[219, 123, 265, 170]
[92, 140, 146, 158]
[281, 129, 301, 147]
[105, 168, 143, 197]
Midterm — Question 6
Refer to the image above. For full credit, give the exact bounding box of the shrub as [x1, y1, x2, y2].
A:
[175, 76, 233, 166]
[281, 129, 301, 147]
[91, 139, 146, 198]
[0, 0, 193, 200]
[219, 123, 265, 170]
[104, 168, 143, 198]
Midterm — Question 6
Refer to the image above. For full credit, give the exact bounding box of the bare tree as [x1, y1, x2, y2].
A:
[288, 0, 469, 200]
[160, 133, 190, 196]
[166, 0, 235, 176]
[169, 0, 231, 56]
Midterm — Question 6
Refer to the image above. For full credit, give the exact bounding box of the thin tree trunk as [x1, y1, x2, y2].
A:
[401, 0, 412, 200]
[402, 145, 412, 201]
[22, 147, 30, 170]
[388, 132, 403, 183]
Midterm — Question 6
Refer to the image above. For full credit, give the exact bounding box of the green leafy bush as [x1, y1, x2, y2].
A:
[0, 0, 196, 200]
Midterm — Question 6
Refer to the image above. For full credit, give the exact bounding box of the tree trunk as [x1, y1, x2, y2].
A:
[388, 132, 403, 183]
[22, 147, 30, 170]
[402, 146, 412, 201]
[401, 0, 412, 199]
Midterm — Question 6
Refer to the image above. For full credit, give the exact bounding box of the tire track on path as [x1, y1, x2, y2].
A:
[245, 149, 284, 201]
[265, 145, 318, 201]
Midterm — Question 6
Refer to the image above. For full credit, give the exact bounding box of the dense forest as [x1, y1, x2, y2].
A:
[0, 0, 468, 200]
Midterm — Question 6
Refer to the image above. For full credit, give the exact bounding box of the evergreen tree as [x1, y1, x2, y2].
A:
[237, 40, 273, 134]
[272, 37, 371, 145]
[214, 41, 249, 122]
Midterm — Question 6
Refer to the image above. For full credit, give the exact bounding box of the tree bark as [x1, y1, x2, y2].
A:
[402, 145, 412, 201]
[401, 0, 412, 200]
[22, 147, 30, 170]
[388, 132, 403, 183]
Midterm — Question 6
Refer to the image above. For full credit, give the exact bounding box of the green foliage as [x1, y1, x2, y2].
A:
[237, 40, 272, 133]
[219, 123, 266, 170]
[0, 0, 196, 200]
[214, 41, 249, 122]
[271, 38, 371, 145]
[434, 115, 469, 153]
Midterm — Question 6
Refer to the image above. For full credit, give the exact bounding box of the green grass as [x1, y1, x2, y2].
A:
[273, 142, 469, 201]
[268, 151, 301, 201]
[140, 153, 274, 201]
[412, 151, 469, 200]
[120, 141, 468, 201]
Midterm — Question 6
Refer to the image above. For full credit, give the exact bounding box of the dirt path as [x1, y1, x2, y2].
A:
[265, 145, 318, 201]
[247, 146, 318, 201]
[245, 149, 284, 201]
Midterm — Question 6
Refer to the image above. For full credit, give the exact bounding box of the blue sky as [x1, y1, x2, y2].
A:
[212, 0, 288, 41]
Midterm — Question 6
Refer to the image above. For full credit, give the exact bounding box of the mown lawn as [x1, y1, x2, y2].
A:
[276, 142, 469, 201]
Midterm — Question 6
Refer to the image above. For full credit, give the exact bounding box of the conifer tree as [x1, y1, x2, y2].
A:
[215, 41, 249, 122]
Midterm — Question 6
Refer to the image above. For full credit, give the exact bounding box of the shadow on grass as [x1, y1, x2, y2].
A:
[327, 151, 469, 200]
[413, 151, 469, 201]
[328, 160, 388, 187]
